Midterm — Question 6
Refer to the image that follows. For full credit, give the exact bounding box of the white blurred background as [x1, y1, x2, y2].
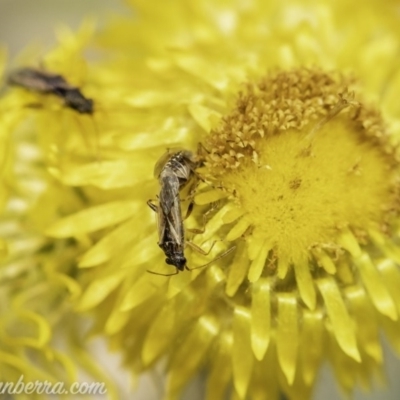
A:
[1, 0, 399, 399]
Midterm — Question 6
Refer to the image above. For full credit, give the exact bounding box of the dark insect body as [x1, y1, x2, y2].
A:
[148, 150, 199, 274]
[148, 149, 235, 275]
[8, 67, 94, 114]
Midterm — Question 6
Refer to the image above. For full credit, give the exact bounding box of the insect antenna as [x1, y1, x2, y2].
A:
[146, 268, 179, 277]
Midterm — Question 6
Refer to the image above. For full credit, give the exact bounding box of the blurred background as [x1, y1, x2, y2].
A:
[0, 0, 126, 57]
[1, 0, 399, 399]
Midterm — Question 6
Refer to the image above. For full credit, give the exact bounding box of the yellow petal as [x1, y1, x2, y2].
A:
[345, 286, 382, 363]
[337, 229, 362, 257]
[142, 302, 176, 366]
[232, 306, 254, 399]
[79, 218, 142, 267]
[19, 310, 52, 347]
[314, 249, 337, 274]
[54, 158, 153, 189]
[195, 189, 229, 205]
[120, 274, 158, 311]
[206, 331, 233, 400]
[377, 259, 400, 315]
[293, 258, 316, 310]
[248, 240, 272, 283]
[355, 252, 397, 320]
[105, 309, 131, 335]
[76, 270, 126, 311]
[226, 243, 249, 297]
[174, 54, 229, 91]
[188, 103, 221, 132]
[277, 251, 290, 279]
[317, 277, 361, 362]
[299, 310, 324, 386]
[45, 201, 140, 237]
[276, 293, 298, 385]
[167, 315, 218, 395]
[222, 207, 244, 225]
[251, 278, 271, 361]
[226, 217, 251, 242]
[50, 272, 81, 300]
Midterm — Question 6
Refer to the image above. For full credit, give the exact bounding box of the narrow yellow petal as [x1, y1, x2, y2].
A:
[49, 272, 82, 300]
[174, 54, 229, 91]
[76, 270, 126, 311]
[195, 189, 229, 205]
[142, 303, 176, 366]
[79, 218, 140, 267]
[17, 310, 52, 347]
[222, 207, 244, 225]
[293, 259, 316, 310]
[246, 235, 265, 261]
[45, 201, 140, 237]
[206, 331, 233, 400]
[226, 243, 250, 297]
[355, 252, 397, 320]
[251, 279, 271, 361]
[337, 229, 362, 257]
[194, 203, 235, 242]
[327, 336, 358, 394]
[378, 259, 400, 314]
[53, 350, 78, 383]
[300, 310, 324, 386]
[120, 274, 158, 311]
[248, 240, 272, 282]
[277, 252, 290, 279]
[379, 315, 400, 356]
[369, 230, 400, 264]
[314, 250, 337, 274]
[0, 351, 55, 381]
[276, 293, 298, 385]
[226, 218, 251, 242]
[55, 158, 153, 189]
[188, 104, 221, 133]
[126, 90, 176, 107]
[167, 270, 192, 298]
[250, 341, 280, 400]
[345, 286, 382, 363]
[317, 277, 361, 362]
[232, 307, 254, 399]
[0, 239, 7, 259]
[167, 315, 218, 395]
[105, 309, 131, 335]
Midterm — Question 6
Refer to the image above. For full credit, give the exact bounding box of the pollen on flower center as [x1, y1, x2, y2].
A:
[204, 68, 399, 266]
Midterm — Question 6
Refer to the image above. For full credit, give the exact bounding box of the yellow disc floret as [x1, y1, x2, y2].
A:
[205, 68, 399, 267]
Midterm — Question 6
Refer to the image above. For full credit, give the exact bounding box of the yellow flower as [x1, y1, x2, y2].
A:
[3, 0, 400, 399]
[0, 25, 118, 397]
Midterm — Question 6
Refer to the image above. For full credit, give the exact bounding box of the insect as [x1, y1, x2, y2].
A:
[7, 67, 94, 114]
[6, 67, 101, 160]
[148, 149, 235, 275]
[147, 150, 200, 274]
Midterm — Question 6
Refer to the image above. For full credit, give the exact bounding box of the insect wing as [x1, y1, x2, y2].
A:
[156, 202, 167, 247]
[8, 68, 69, 92]
[165, 193, 185, 247]
[159, 175, 179, 215]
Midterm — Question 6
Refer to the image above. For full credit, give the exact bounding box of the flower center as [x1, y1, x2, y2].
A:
[204, 68, 399, 265]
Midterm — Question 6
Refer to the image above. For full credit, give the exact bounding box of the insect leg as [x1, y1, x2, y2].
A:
[186, 239, 218, 256]
[186, 201, 220, 234]
[147, 199, 158, 212]
[186, 246, 236, 271]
